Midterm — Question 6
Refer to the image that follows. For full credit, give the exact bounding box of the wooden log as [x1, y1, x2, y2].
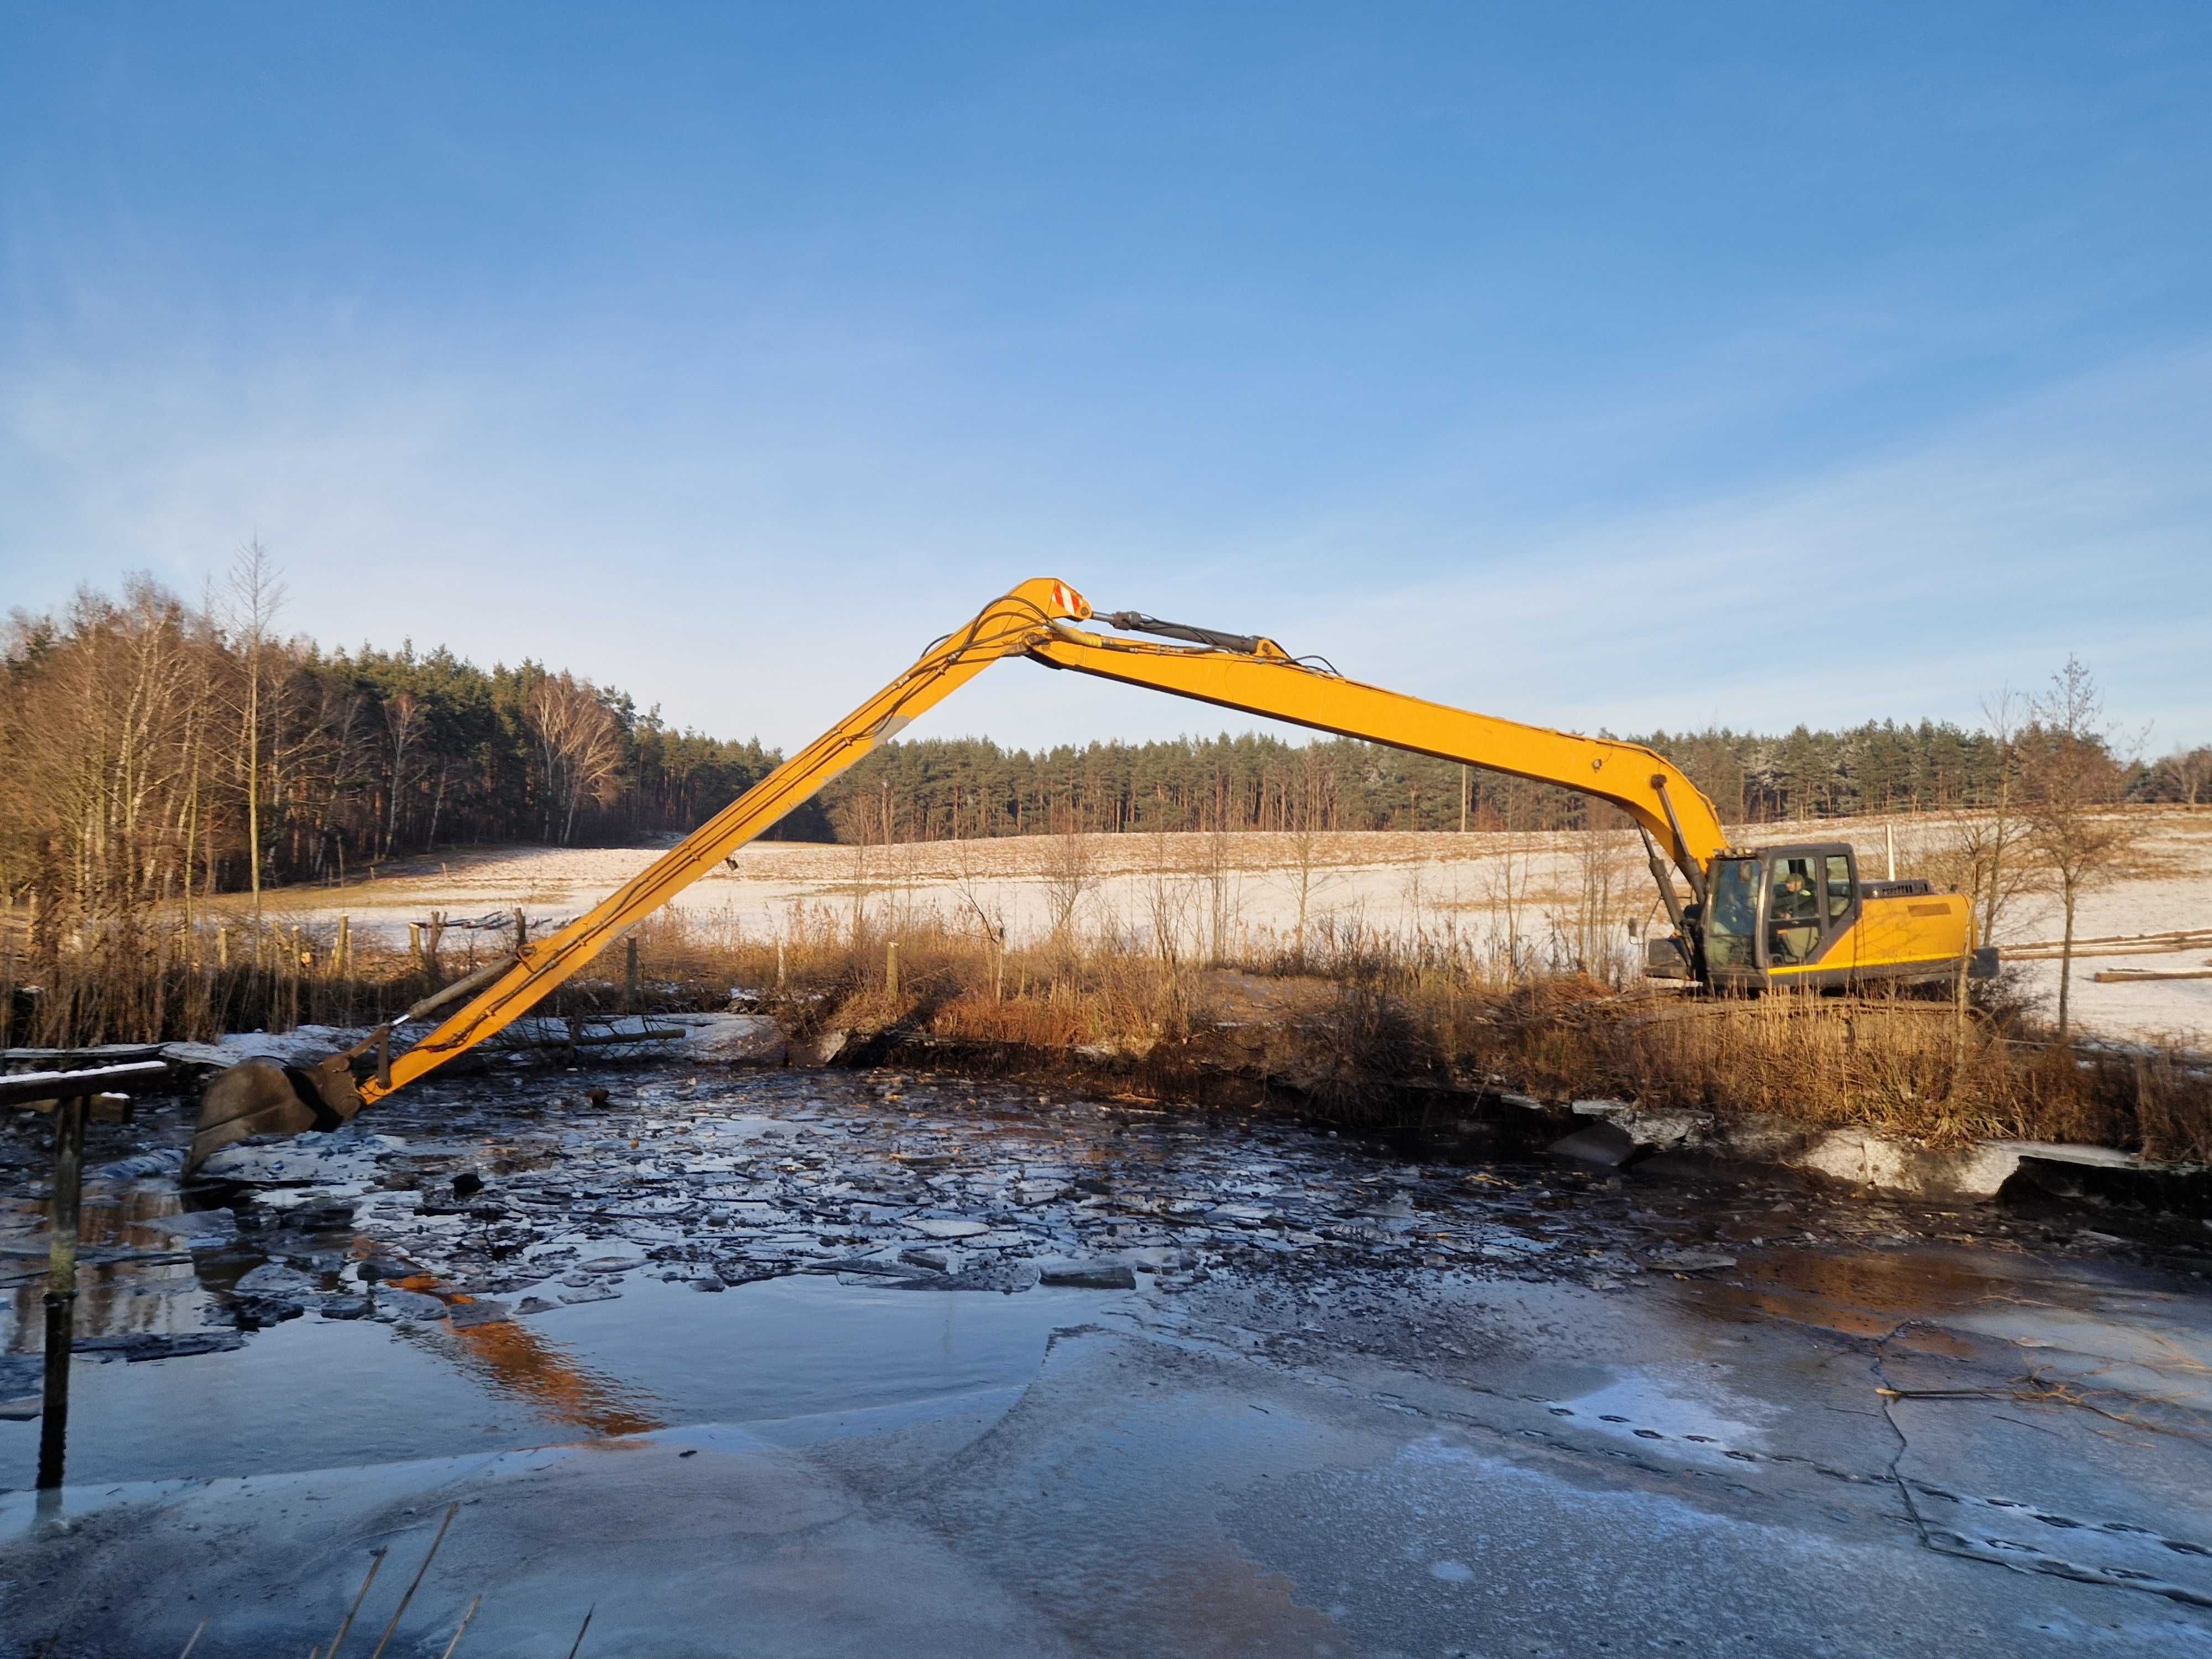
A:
[2003, 927, 2212, 961]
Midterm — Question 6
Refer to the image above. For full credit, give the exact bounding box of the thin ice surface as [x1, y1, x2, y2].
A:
[2, 1065, 2210, 1656]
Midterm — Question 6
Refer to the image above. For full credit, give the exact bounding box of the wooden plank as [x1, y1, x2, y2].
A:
[0, 1062, 171, 1109]
[1, 1044, 169, 1066]
[2091, 967, 2212, 984]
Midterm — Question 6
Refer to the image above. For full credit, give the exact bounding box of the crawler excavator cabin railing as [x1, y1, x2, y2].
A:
[189, 576, 1980, 1170]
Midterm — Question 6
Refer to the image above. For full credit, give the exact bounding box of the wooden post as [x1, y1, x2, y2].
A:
[625, 936, 640, 1012]
[885, 940, 900, 999]
[336, 915, 351, 979]
[775, 938, 786, 992]
[514, 908, 529, 954]
[408, 921, 424, 966]
[38, 1093, 86, 1490]
[0, 1055, 165, 1488]
[217, 926, 229, 969]
[1885, 821, 1897, 881]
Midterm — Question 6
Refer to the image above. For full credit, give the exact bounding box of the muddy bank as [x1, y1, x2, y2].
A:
[799, 1009, 2212, 1214]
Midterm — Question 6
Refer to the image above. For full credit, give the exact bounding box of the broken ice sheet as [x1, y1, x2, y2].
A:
[905, 1217, 992, 1240]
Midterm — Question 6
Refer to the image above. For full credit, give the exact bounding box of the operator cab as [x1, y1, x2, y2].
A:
[1705, 843, 1863, 978]
[1647, 842, 1879, 988]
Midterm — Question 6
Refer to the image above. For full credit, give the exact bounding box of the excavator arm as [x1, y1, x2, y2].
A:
[188, 576, 1728, 1168]
[1024, 620, 1727, 886]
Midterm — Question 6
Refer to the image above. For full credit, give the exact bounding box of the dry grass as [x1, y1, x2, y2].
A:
[594, 908, 2212, 1162]
[7, 899, 2208, 1164]
[0, 912, 430, 1047]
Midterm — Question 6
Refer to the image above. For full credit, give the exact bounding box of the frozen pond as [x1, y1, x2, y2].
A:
[3, 1065, 2211, 1656]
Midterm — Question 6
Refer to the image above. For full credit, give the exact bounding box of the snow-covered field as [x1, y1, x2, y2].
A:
[257, 811, 2212, 1045]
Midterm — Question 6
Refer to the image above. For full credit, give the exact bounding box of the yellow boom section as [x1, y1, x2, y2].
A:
[1024, 623, 1728, 884]
[364, 577, 1730, 1103]
[361, 577, 1087, 1103]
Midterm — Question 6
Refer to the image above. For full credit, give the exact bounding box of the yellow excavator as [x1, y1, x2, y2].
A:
[188, 578, 1990, 1170]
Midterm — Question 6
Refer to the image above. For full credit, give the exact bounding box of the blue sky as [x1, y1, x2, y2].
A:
[4, 4, 2208, 753]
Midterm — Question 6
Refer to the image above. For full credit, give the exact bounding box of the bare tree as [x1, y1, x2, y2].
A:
[524, 672, 623, 845]
[1279, 746, 1340, 967]
[2178, 747, 2210, 807]
[1934, 687, 2037, 946]
[1554, 808, 1635, 983]
[1975, 687, 2027, 943]
[1141, 832, 1196, 967]
[1041, 806, 1097, 958]
[383, 691, 424, 857]
[948, 837, 1008, 997]
[224, 540, 286, 914]
[1478, 831, 1533, 980]
[2022, 658, 2138, 1037]
[2143, 743, 2210, 806]
[1197, 810, 1244, 966]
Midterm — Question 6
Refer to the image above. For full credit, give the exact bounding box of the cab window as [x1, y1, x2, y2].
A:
[1825, 854, 1853, 924]
[1767, 856, 1821, 966]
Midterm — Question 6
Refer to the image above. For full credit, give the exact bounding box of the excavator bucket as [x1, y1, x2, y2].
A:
[187, 1052, 364, 1174]
[180, 958, 512, 1175]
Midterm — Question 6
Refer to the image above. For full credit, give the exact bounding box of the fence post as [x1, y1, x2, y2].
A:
[336, 915, 351, 979]
[37, 1094, 86, 1490]
[775, 938, 786, 992]
[885, 940, 900, 999]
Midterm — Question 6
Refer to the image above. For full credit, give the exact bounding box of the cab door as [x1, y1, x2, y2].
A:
[1763, 852, 1826, 968]
[1761, 845, 1858, 977]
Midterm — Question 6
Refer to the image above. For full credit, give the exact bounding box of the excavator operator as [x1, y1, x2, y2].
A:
[1769, 865, 1820, 965]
